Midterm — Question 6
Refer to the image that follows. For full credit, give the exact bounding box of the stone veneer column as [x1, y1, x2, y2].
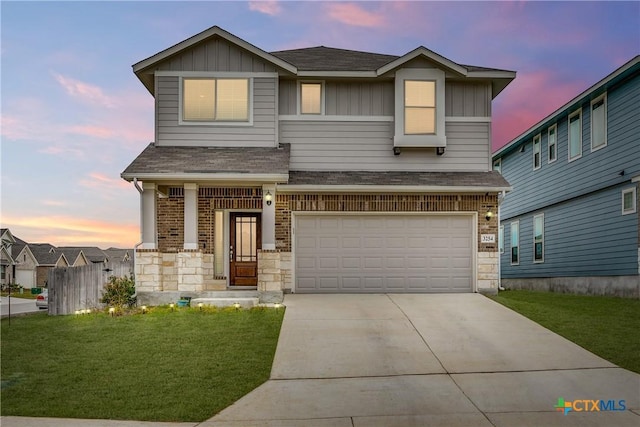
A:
[135, 251, 161, 292]
[177, 251, 204, 292]
[140, 182, 157, 249]
[257, 250, 284, 303]
[183, 183, 198, 250]
[477, 252, 499, 295]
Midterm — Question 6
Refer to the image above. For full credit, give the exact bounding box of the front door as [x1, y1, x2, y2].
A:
[229, 213, 261, 286]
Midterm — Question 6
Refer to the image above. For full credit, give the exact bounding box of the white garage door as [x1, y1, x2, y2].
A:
[16, 269, 35, 288]
[295, 214, 474, 293]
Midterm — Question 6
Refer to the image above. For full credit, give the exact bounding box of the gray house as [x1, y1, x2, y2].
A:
[493, 56, 639, 297]
[122, 26, 516, 304]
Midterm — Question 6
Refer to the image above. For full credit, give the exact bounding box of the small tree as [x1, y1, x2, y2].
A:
[101, 275, 136, 310]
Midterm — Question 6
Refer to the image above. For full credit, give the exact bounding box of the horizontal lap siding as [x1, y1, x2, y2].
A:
[283, 121, 490, 171]
[501, 185, 638, 277]
[156, 76, 277, 147]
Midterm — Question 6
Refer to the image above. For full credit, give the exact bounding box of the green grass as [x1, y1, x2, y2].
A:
[1, 291, 39, 299]
[490, 290, 640, 373]
[1, 306, 284, 422]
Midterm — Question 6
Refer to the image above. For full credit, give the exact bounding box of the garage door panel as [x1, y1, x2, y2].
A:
[295, 214, 473, 293]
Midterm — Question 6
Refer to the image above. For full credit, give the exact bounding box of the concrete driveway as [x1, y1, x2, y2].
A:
[204, 293, 640, 427]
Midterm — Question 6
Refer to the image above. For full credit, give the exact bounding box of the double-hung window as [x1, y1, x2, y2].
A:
[568, 109, 582, 161]
[547, 124, 557, 163]
[533, 214, 544, 263]
[300, 82, 323, 115]
[182, 78, 249, 122]
[533, 134, 541, 170]
[404, 80, 436, 134]
[591, 93, 607, 151]
[622, 188, 637, 215]
[510, 221, 519, 265]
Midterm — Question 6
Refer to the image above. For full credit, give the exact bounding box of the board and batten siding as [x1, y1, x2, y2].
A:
[282, 120, 491, 171]
[499, 76, 640, 219]
[501, 185, 638, 278]
[155, 75, 278, 147]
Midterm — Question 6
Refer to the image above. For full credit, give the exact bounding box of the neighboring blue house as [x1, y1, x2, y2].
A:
[493, 56, 639, 297]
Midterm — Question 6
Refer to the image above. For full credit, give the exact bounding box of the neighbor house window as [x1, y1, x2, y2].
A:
[568, 109, 582, 161]
[404, 80, 436, 134]
[533, 214, 544, 263]
[533, 134, 541, 170]
[547, 124, 557, 163]
[300, 82, 323, 115]
[493, 158, 501, 174]
[511, 221, 519, 265]
[591, 93, 607, 151]
[182, 78, 249, 122]
[622, 188, 637, 215]
[499, 225, 504, 254]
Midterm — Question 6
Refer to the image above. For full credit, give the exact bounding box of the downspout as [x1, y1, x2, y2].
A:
[497, 190, 506, 291]
[132, 178, 144, 300]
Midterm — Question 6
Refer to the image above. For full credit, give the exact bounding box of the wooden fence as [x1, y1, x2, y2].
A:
[48, 262, 133, 315]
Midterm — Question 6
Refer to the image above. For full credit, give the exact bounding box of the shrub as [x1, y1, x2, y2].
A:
[100, 275, 136, 309]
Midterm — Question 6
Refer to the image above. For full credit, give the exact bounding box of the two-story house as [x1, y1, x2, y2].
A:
[122, 26, 515, 304]
[493, 56, 639, 297]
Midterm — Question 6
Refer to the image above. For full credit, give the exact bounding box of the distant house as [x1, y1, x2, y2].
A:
[122, 25, 515, 304]
[12, 237, 37, 288]
[103, 248, 132, 263]
[493, 56, 639, 297]
[28, 244, 69, 287]
[58, 247, 108, 264]
[57, 248, 90, 267]
[1, 228, 16, 287]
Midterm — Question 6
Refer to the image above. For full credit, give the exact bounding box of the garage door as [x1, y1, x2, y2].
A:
[16, 269, 35, 288]
[295, 214, 473, 293]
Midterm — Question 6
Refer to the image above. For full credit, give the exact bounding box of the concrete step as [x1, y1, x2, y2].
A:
[191, 297, 259, 308]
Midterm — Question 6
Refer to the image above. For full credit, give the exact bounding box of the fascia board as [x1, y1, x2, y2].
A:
[277, 185, 512, 193]
[121, 173, 290, 183]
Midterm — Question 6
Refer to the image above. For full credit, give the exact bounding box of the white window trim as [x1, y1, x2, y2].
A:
[622, 187, 637, 215]
[510, 221, 520, 266]
[493, 158, 501, 174]
[547, 124, 557, 163]
[499, 225, 504, 254]
[393, 68, 446, 148]
[590, 93, 607, 152]
[568, 109, 582, 162]
[297, 80, 325, 116]
[178, 76, 254, 126]
[532, 133, 541, 170]
[533, 213, 544, 264]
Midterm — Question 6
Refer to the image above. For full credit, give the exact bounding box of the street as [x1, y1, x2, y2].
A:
[0, 296, 41, 317]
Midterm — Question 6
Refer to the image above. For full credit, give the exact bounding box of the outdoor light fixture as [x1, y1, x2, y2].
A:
[75, 310, 80, 316]
[141, 305, 147, 314]
[198, 302, 204, 310]
[436, 147, 446, 156]
[485, 211, 494, 221]
[233, 302, 241, 310]
[169, 303, 175, 311]
[109, 307, 115, 316]
[265, 191, 273, 206]
[86, 309, 91, 314]
[274, 303, 282, 311]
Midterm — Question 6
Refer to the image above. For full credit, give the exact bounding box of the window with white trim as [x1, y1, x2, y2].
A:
[568, 109, 582, 161]
[622, 188, 636, 215]
[547, 124, 557, 163]
[511, 221, 519, 265]
[493, 158, 501, 174]
[591, 93, 607, 151]
[533, 134, 541, 170]
[300, 82, 323, 115]
[182, 78, 249, 122]
[533, 214, 544, 263]
[404, 80, 435, 134]
[499, 225, 504, 254]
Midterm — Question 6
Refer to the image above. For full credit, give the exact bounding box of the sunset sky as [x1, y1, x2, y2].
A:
[1, 1, 638, 249]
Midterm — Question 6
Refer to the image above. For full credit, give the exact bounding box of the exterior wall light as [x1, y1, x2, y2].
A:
[485, 211, 494, 221]
[265, 191, 273, 206]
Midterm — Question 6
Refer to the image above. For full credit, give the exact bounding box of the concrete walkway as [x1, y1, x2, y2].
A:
[3, 294, 639, 426]
[202, 294, 640, 427]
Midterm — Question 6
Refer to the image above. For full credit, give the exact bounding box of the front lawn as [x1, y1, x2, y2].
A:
[491, 290, 640, 374]
[1, 306, 284, 422]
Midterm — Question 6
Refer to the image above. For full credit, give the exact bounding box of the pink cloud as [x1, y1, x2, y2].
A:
[38, 145, 85, 158]
[66, 125, 114, 139]
[53, 73, 116, 108]
[325, 3, 386, 28]
[248, 1, 281, 16]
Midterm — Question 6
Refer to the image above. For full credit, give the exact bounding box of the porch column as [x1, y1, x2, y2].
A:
[262, 184, 276, 250]
[184, 183, 198, 250]
[140, 182, 157, 249]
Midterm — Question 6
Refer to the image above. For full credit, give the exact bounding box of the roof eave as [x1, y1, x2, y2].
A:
[121, 172, 290, 183]
[377, 46, 467, 76]
[277, 184, 512, 194]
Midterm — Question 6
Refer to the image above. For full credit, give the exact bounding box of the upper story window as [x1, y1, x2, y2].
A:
[547, 124, 557, 163]
[404, 80, 435, 134]
[493, 158, 501, 174]
[622, 187, 636, 215]
[182, 78, 249, 123]
[568, 109, 582, 161]
[300, 82, 323, 115]
[533, 134, 541, 170]
[591, 93, 607, 151]
[393, 68, 446, 148]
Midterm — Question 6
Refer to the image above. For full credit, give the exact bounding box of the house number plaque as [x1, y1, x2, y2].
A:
[481, 234, 496, 243]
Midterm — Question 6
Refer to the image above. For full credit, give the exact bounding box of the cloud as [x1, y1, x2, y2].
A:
[65, 125, 114, 139]
[41, 200, 67, 207]
[53, 73, 116, 108]
[248, 1, 281, 16]
[325, 2, 386, 28]
[2, 215, 139, 248]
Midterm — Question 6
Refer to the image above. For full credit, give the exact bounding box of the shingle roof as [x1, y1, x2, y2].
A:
[287, 171, 510, 189]
[29, 244, 64, 266]
[58, 247, 107, 263]
[103, 248, 131, 262]
[57, 248, 85, 265]
[271, 46, 398, 71]
[121, 143, 291, 178]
